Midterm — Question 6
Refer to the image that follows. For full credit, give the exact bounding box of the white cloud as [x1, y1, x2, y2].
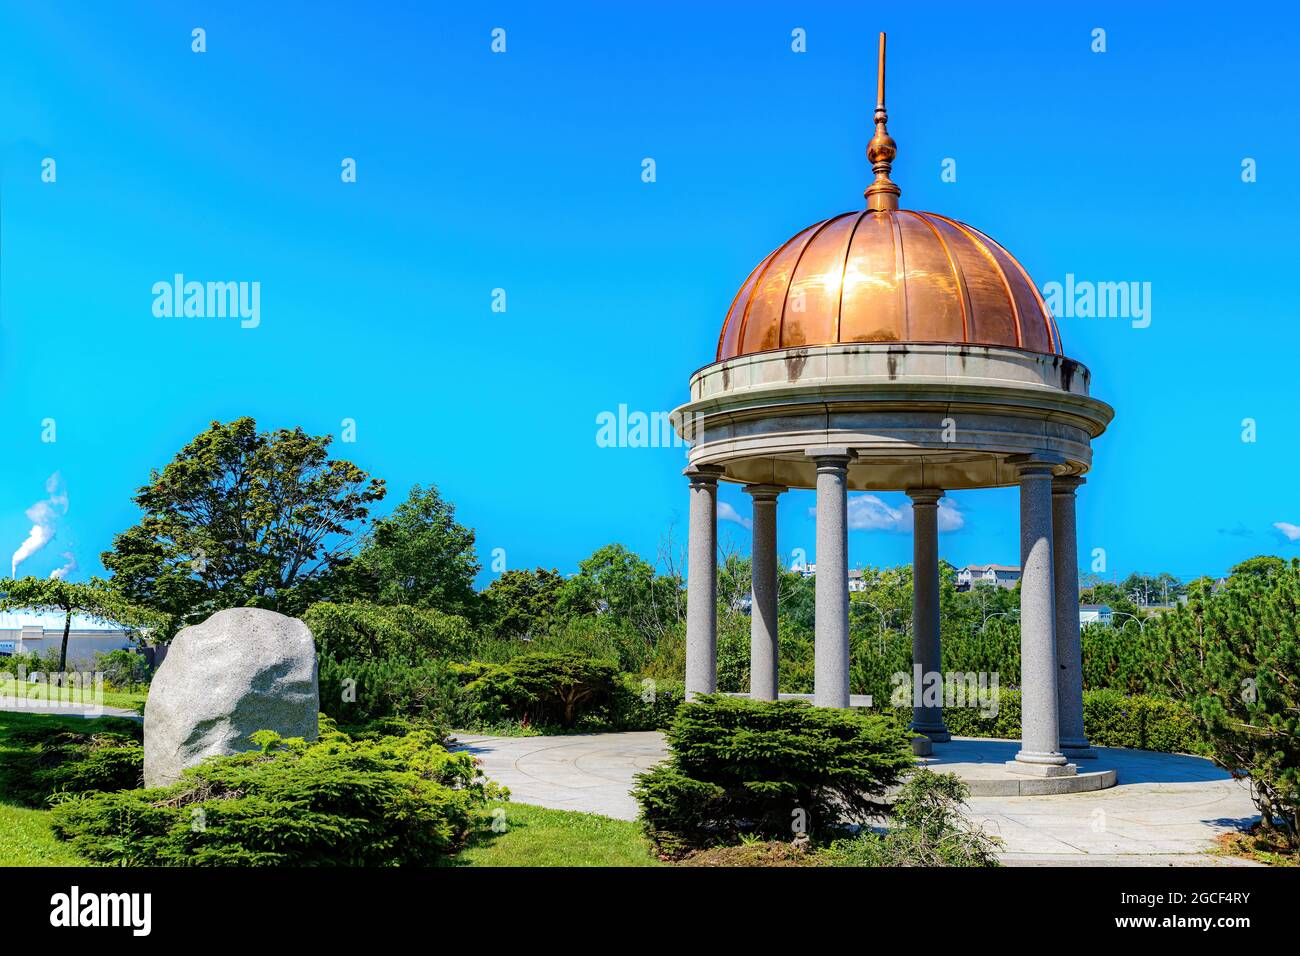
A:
[11, 472, 68, 576]
[1273, 521, 1300, 542]
[817, 494, 966, 533]
[719, 501, 752, 531]
[50, 551, 78, 580]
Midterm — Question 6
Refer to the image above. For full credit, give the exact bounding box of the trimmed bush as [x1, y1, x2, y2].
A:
[302, 601, 474, 664]
[633, 695, 913, 855]
[50, 724, 503, 866]
[938, 689, 1208, 755]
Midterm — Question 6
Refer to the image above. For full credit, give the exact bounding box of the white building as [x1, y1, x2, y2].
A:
[1078, 604, 1113, 626]
[956, 564, 1022, 590]
[0, 610, 135, 668]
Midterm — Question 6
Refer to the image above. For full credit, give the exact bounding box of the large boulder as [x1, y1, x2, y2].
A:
[144, 607, 319, 788]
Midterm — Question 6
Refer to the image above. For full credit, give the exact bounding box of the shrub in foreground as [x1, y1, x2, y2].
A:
[50, 723, 502, 866]
[633, 695, 913, 855]
[0, 717, 143, 807]
[824, 769, 1001, 867]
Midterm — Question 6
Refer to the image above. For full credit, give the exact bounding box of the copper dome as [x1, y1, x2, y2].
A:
[716, 208, 1062, 361]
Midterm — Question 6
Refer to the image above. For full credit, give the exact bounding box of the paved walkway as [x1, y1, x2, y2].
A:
[0, 696, 142, 720]
[450, 731, 1261, 866]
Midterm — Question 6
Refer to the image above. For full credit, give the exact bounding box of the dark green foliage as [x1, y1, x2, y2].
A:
[458, 652, 618, 729]
[303, 600, 473, 664]
[318, 654, 459, 732]
[482, 567, 568, 640]
[100, 417, 386, 627]
[0, 718, 144, 807]
[824, 769, 1001, 867]
[632, 695, 913, 854]
[49, 725, 502, 866]
[608, 675, 684, 731]
[939, 689, 1207, 755]
[1148, 559, 1300, 850]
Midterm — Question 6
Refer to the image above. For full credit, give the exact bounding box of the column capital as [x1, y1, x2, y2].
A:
[805, 447, 857, 471]
[906, 487, 944, 506]
[743, 483, 787, 501]
[1052, 475, 1086, 495]
[1007, 453, 1065, 479]
[683, 463, 725, 487]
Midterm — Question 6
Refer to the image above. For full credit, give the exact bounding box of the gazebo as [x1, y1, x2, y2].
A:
[670, 35, 1113, 780]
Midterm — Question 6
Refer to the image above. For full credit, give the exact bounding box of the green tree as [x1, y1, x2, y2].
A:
[0, 577, 167, 673]
[1151, 559, 1300, 852]
[560, 544, 682, 640]
[483, 567, 567, 640]
[101, 418, 385, 629]
[344, 484, 481, 619]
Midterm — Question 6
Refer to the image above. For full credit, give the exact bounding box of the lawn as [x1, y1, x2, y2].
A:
[449, 802, 661, 867]
[0, 680, 147, 714]
[0, 710, 123, 866]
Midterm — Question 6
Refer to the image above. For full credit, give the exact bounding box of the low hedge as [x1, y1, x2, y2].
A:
[938, 689, 1208, 755]
[50, 723, 503, 866]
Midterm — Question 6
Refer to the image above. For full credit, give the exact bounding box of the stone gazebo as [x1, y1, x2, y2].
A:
[670, 34, 1114, 782]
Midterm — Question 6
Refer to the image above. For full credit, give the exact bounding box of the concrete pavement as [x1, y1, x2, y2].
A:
[450, 731, 1261, 866]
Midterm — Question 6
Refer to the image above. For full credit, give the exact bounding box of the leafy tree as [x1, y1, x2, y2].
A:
[302, 600, 474, 664]
[343, 485, 481, 620]
[101, 418, 385, 629]
[1150, 558, 1300, 852]
[560, 544, 683, 641]
[483, 567, 567, 639]
[0, 577, 166, 673]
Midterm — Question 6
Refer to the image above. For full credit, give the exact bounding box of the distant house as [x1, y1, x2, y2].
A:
[1079, 604, 1114, 626]
[0, 610, 136, 668]
[956, 564, 1022, 591]
[790, 565, 867, 592]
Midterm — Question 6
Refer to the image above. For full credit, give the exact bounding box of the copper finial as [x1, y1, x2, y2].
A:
[865, 32, 901, 211]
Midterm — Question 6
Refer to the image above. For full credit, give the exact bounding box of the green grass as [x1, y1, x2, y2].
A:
[0, 710, 131, 866]
[0, 680, 147, 714]
[448, 802, 661, 867]
[0, 802, 87, 865]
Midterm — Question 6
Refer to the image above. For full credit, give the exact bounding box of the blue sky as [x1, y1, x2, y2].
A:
[1, 0, 1297, 589]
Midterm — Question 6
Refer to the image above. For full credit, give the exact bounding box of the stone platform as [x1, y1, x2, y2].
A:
[917, 737, 1117, 796]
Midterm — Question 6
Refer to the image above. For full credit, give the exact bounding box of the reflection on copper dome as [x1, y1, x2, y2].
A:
[715, 209, 1062, 361]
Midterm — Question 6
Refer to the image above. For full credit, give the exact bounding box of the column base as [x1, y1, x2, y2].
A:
[1006, 757, 1077, 778]
[1061, 742, 1098, 760]
[910, 724, 951, 743]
